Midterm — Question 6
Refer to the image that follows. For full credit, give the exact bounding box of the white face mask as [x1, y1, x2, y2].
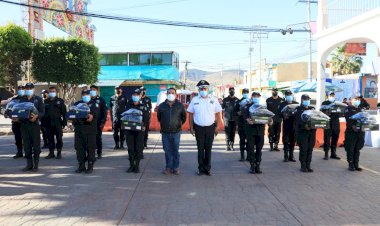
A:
[167, 94, 176, 102]
[328, 97, 335, 102]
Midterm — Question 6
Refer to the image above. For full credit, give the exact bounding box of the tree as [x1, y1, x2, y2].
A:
[0, 24, 33, 90]
[32, 38, 100, 105]
[331, 45, 363, 76]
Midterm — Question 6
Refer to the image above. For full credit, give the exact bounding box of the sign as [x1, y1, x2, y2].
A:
[160, 85, 166, 90]
[345, 43, 366, 56]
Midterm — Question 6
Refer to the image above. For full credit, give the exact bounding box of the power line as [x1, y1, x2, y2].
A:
[94, 0, 191, 13]
[0, 0, 310, 33]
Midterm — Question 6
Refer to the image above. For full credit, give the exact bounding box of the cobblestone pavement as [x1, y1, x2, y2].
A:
[1, 132, 380, 226]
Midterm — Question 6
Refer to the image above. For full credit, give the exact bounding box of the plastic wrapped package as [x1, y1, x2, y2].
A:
[239, 99, 250, 111]
[281, 104, 298, 118]
[121, 109, 143, 131]
[67, 103, 90, 120]
[350, 112, 379, 131]
[3, 100, 19, 118]
[11, 102, 39, 119]
[320, 101, 347, 113]
[249, 104, 275, 124]
[301, 110, 330, 129]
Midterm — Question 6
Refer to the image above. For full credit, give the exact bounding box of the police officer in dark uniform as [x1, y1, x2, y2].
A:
[222, 87, 239, 151]
[243, 92, 269, 174]
[321, 91, 341, 160]
[110, 86, 128, 150]
[125, 89, 149, 173]
[19, 83, 45, 172]
[294, 94, 316, 173]
[358, 95, 370, 110]
[72, 90, 98, 174]
[344, 95, 365, 171]
[40, 90, 49, 149]
[140, 87, 152, 150]
[9, 85, 25, 158]
[44, 87, 67, 159]
[280, 90, 298, 162]
[90, 85, 108, 159]
[266, 88, 284, 151]
[235, 88, 250, 161]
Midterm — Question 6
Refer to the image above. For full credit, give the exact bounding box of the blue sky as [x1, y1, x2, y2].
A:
[0, 0, 318, 71]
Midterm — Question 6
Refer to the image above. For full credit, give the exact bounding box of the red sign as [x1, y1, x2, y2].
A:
[160, 85, 166, 90]
[345, 43, 366, 56]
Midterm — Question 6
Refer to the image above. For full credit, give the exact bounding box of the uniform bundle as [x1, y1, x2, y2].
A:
[67, 103, 90, 119]
[3, 100, 20, 118]
[121, 109, 143, 123]
[281, 104, 298, 118]
[320, 101, 347, 113]
[249, 104, 275, 124]
[301, 110, 330, 129]
[350, 112, 377, 125]
[11, 102, 39, 119]
[239, 99, 250, 111]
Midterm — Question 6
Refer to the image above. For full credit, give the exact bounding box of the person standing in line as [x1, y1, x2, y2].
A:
[235, 88, 250, 161]
[280, 90, 298, 162]
[157, 88, 187, 175]
[140, 86, 152, 151]
[222, 87, 239, 151]
[110, 86, 128, 150]
[266, 88, 284, 151]
[40, 89, 49, 149]
[187, 80, 223, 176]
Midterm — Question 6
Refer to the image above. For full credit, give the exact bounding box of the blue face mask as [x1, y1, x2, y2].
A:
[18, 90, 25, 96]
[199, 90, 208, 98]
[25, 89, 34, 97]
[90, 90, 97, 97]
[82, 95, 91, 103]
[353, 100, 361, 107]
[252, 97, 260, 104]
[285, 95, 293, 103]
[48, 92, 56, 98]
[132, 96, 140, 102]
[328, 97, 335, 102]
[242, 93, 249, 99]
[302, 100, 310, 107]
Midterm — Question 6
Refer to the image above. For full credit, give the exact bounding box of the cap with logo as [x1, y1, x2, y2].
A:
[285, 90, 293, 95]
[301, 94, 311, 100]
[139, 87, 146, 91]
[24, 83, 34, 89]
[196, 80, 210, 88]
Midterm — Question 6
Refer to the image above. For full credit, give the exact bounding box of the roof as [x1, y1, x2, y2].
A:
[98, 65, 180, 81]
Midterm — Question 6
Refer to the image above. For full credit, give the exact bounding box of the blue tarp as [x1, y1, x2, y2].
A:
[98, 65, 180, 81]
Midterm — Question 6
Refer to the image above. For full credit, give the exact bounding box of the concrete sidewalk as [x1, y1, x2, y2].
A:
[0, 132, 380, 226]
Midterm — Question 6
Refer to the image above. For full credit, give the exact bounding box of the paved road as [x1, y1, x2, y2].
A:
[0, 132, 380, 226]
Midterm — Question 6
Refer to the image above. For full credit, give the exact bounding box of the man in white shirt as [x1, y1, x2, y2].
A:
[187, 80, 223, 176]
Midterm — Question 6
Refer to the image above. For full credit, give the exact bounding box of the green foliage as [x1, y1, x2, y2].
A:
[0, 24, 32, 89]
[331, 45, 363, 76]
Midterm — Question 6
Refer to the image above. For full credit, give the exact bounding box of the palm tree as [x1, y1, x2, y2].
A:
[330, 45, 363, 75]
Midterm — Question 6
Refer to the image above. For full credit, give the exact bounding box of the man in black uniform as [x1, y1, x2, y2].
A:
[44, 87, 67, 159]
[235, 88, 250, 161]
[266, 88, 284, 151]
[222, 87, 239, 151]
[125, 89, 149, 173]
[358, 95, 370, 110]
[140, 87, 152, 150]
[294, 94, 316, 173]
[90, 85, 108, 159]
[344, 95, 365, 171]
[110, 86, 127, 150]
[9, 85, 25, 158]
[280, 90, 298, 162]
[72, 90, 98, 174]
[321, 91, 341, 160]
[19, 83, 45, 172]
[40, 90, 49, 149]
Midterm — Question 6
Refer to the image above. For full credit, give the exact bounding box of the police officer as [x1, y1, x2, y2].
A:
[222, 87, 239, 151]
[90, 85, 108, 159]
[19, 83, 45, 172]
[266, 88, 284, 151]
[140, 87, 152, 150]
[125, 89, 150, 173]
[110, 86, 127, 150]
[9, 85, 25, 158]
[294, 94, 316, 173]
[40, 89, 49, 149]
[344, 95, 365, 171]
[187, 80, 223, 176]
[358, 95, 370, 110]
[280, 90, 298, 162]
[44, 87, 67, 159]
[73, 90, 98, 174]
[244, 92, 269, 174]
[235, 88, 250, 161]
[321, 91, 341, 160]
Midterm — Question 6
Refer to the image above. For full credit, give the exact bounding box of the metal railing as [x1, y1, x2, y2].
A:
[325, 0, 380, 28]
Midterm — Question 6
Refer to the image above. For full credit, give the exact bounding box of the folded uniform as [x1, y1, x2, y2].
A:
[301, 110, 330, 129]
[4, 99, 20, 118]
[249, 104, 275, 124]
[320, 101, 347, 113]
[121, 109, 143, 131]
[350, 112, 379, 131]
[67, 103, 90, 120]
[281, 104, 298, 118]
[11, 102, 39, 120]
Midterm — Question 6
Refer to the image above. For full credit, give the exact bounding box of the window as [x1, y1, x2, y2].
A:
[139, 54, 151, 65]
[99, 54, 128, 66]
[152, 53, 172, 65]
[129, 54, 139, 65]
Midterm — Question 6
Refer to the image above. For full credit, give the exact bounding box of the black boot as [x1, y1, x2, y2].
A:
[56, 149, 62, 159]
[32, 154, 39, 172]
[354, 162, 362, 171]
[289, 150, 296, 162]
[323, 151, 329, 160]
[274, 143, 280, 151]
[120, 141, 125, 150]
[22, 159, 34, 172]
[114, 143, 120, 150]
[300, 162, 308, 172]
[348, 162, 355, 171]
[226, 142, 231, 151]
[283, 150, 289, 162]
[85, 161, 94, 174]
[97, 151, 102, 159]
[269, 143, 274, 151]
[126, 166, 134, 173]
[306, 162, 313, 173]
[134, 160, 140, 173]
[249, 163, 256, 174]
[330, 149, 341, 160]
[239, 151, 245, 162]
[255, 162, 262, 174]
[75, 162, 86, 173]
[230, 142, 234, 151]
[13, 149, 23, 159]
[45, 149, 55, 159]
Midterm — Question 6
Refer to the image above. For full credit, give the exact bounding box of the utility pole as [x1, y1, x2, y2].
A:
[248, 32, 253, 91]
[308, 0, 313, 82]
[182, 61, 191, 90]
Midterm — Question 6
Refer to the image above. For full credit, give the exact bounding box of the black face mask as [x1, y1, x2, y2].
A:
[229, 91, 235, 96]
[116, 90, 121, 95]
[272, 92, 278, 97]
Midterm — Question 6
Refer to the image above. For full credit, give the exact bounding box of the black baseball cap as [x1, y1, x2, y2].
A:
[229, 87, 235, 91]
[17, 85, 24, 89]
[133, 89, 141, 95]
[252, 91, 261, 97]
[301, 94, 311, 100]
[24, 83, 34, 89]
[242, 88, 249, 93]
[139, 87, 146, 91]
[81, 90, 90, 95]
[285, 90, 293, 95]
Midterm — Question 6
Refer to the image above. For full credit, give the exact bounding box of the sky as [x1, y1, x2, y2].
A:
[0, 0, 318, 72]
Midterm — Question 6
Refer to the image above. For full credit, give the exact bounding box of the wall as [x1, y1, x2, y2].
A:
[276, 62, 317, 82]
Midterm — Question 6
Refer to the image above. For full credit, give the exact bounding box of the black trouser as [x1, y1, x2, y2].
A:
[246, 132, 264, 165]
[12, 122, 23, 152]
[297, 130, 316, 164]
[74, 131, 96, 163]
[282, 124, 296, 158]
[194, 123, 215, 172]
[47, 125, 63, 150]
[224, 120, 237, 145]
[268, 121, 281, 144]
[96, 121, 103, 154]
[144, 118, 151, 146]
[345, 131, 364, 164]
[125, 130, 144, 167]
[238, 125, 247, 158]
[113, 120, 125, 145]
[323, 127, 340, 155]
[41, 125, 48, 145]
[21, 123, 41, 160]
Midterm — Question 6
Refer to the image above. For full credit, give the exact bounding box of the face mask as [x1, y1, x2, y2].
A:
[285, 95, 293, 103]
[353, 100, 361, 107]
[18, 90, 25, 96]
[199, 90, 208, 98]
[132, 96, 140, 102]
[167, 94, 176, 102]
[25, 90, 34, 97]
[302, 100, 310, 107]
[116, 90, 121, 95]
[49, 92, 56, 98]
[90, 90, 97, 97]
[82, 95, 91, 103]
[328, 97, 335, 102]
[242, 93, 249, 99]
[229, 91, 235, 96]
[272, 92, 278, 97]
[252, 97, 260, 104]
